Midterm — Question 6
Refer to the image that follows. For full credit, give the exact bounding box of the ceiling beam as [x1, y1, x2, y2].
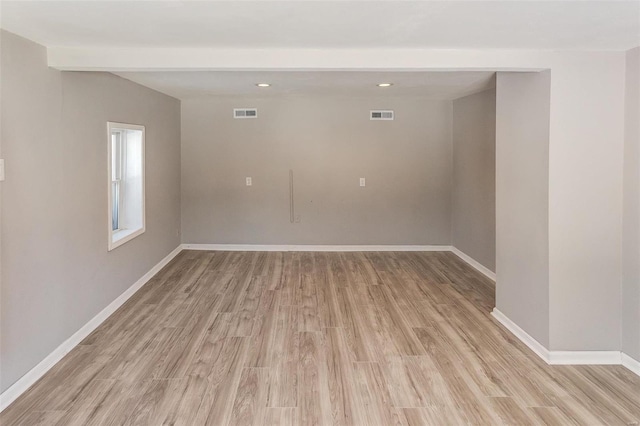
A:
[47, 47, 549, 72]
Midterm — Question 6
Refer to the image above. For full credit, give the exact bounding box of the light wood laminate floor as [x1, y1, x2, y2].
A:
[2, 250, 639, 425]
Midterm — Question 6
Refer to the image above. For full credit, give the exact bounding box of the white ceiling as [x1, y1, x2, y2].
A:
[114, 71, 496, 100]
[1, 1, 639, 51]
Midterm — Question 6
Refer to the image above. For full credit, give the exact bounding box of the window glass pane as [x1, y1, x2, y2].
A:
[112, 181, 119, 231]
[122, 129, 144, 232]
[111, 132, 121, 181]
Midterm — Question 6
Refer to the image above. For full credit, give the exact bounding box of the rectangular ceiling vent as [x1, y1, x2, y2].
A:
[370, 110, 394, 121]
[234, 108, 258, 119]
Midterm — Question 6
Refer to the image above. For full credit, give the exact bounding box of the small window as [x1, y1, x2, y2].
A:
[107, 122, 145, 250]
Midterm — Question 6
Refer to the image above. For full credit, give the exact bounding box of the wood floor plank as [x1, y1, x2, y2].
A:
[193, 336, 250, 426]
[51, 379, 115, 426]
[298, 274, 321, 332]
[14, 409, 66, 426]
[185, 314, 227, 379]
[576, 365, 640, 415]
[398, 406, 467, 426]
[486, 396, 537, 425]
[245, 290, 279, 368]
[123, 379, 172, 425]
[263, 407, 299, 426]
[15, 345, 101, 413]
[552, 366, 640, 425]
[160, 376, 208, 426]
[322, 327, 361, 425]
[382, 355, 458, 410]
[316, 270, 343, 328]
[279, 253, 300, 306]
[101, 379, 158, 426]
[298, 331, 332, 426]
[55, 380, 133, 425]
[334, 286, 380, 362]
[352, 362, 397, 425]
[2, 250, 639, 426]
[267, 306, 299, 408]
[229, 367, 269, 426]
[528, 406, 580, 425]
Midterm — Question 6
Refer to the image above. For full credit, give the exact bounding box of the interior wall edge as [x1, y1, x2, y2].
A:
[450, 87, 496, 273]
[183, 244, 496, 282]
[450, 246, 496, 281]
[492, 308, 550, 362]
[622, 353, 640, 376]
[492, 308, 638, 376]
[181, 244, 452, 252]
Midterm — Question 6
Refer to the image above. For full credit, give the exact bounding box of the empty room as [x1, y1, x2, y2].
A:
[0, 1, 639, 425]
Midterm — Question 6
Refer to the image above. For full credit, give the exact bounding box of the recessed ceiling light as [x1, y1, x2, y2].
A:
[377, 83, 393, 87]
[256, 83, 271, 87]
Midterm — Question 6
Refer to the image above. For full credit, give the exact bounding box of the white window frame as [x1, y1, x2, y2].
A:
[107, 122, 146, 251]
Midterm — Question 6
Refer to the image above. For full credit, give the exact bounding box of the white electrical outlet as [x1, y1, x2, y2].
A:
[0, 159, 4, 182]
[246, 177, 252, 186]
[360, 177, 366, 187]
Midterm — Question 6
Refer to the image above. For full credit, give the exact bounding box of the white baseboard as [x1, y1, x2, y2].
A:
[622, 353, 640, 376]
[548, 351, 622, 365]
[0, 245, 183, 412]
[182, 243, 452, 252]
[492, 308, 637, 375]
[491, 308, 551, 362]
[450, 247, 496, 281]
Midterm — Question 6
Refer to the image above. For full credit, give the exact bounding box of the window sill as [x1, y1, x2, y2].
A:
[109, 227, 144, 251]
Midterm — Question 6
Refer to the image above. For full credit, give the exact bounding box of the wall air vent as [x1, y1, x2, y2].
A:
[234, 108, 258, 119]
[370, 110, 394, 121]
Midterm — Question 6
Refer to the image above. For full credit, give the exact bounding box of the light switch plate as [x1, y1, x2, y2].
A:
[246, 177, 252, 186]
[360, 177, 365, 187]
[0, 159, 4, 181]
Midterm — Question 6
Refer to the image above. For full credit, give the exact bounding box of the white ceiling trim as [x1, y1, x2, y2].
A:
[48, 47, 552, 71]
[111, 70, 497, 100]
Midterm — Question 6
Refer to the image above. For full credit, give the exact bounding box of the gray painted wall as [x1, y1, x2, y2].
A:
[547, 55, 626, 352]
[452, 89, 496, 272]
[495, 71, 550, 347]
[181, 97, 453, 245]
[0, 31, 182, 392]
[623, 46, 640, 362]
